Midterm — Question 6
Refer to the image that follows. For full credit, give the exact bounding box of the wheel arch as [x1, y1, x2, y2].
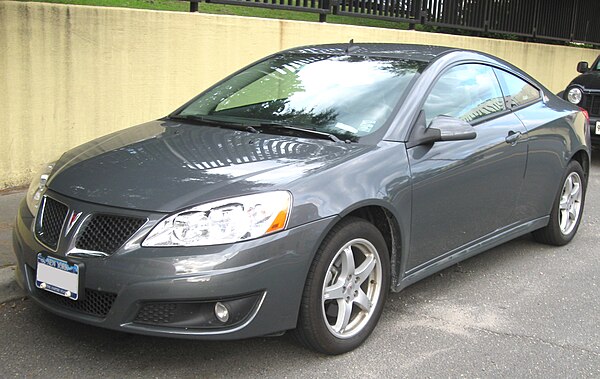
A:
[570, 148, 590, 182]
[337, 202, 404, 290]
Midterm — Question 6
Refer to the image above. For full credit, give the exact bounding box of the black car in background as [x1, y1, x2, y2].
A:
[563, 55, 600, 143]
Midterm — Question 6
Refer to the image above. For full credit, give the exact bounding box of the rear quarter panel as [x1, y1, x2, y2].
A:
[513, 97, 589, 221]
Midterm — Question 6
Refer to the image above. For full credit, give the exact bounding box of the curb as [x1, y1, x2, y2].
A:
[0, 266, 26, 304]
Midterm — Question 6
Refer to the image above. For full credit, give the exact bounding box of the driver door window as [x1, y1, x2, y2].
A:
[422, 64, 506, 126]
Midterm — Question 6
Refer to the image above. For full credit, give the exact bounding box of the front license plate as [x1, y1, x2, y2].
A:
[36, 254, 80, 300]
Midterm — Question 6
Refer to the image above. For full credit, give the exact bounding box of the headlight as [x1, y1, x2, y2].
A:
[26, 161, 56, 215]
[567, 87, 583, 104]
[143, 191, 292, 247]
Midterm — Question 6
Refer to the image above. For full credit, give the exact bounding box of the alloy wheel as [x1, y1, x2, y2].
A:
[559, 172, 583, 235]
[321, 238, 382, 339]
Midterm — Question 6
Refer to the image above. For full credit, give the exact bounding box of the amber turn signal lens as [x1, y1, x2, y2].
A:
[266, 206, 290, 234]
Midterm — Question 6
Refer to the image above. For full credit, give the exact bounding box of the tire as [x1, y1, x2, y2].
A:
[294, 217, 390, 355]
[533, 160, 586, 246]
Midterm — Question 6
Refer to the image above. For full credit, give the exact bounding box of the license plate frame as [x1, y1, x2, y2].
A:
[36, 253, 83, 301]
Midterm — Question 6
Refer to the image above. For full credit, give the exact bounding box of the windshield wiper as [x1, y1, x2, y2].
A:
[169, 114, 259, 134]
[170, 115, 349, 142]
[255, 122, 343, 143]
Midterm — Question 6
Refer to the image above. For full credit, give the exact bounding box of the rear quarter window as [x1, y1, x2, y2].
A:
[494, 69, 541, 108]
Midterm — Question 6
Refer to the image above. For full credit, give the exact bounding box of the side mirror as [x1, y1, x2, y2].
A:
[577, 61, 589, 73]
[432, 115, 477, 141]
[408, 114, 476, 147]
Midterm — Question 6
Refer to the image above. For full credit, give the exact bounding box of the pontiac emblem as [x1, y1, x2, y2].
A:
[64, 211, 82, 236]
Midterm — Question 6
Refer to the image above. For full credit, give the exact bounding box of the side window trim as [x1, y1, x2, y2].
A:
[468, 108, 513, 128]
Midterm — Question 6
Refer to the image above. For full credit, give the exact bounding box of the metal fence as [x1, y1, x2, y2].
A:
[188, 0, 600, 46]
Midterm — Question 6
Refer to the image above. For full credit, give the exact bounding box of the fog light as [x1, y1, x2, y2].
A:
[214, 302, 230, 323]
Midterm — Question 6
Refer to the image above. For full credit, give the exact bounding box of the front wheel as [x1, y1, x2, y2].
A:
[533, 160, 586, 245]
[294, 217, 390, 355]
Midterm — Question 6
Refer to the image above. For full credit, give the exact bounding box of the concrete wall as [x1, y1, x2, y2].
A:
[0, 1, 597, 189]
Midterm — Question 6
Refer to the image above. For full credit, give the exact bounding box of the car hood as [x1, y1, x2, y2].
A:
[48, 120, 372, 212]
[569, 71, 600, 90]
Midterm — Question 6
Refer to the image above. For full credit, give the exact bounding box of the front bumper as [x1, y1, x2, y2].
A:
[12, 194, 335, 339]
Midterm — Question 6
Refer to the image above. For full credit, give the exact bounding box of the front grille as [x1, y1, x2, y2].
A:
[36, 197, 68, 250]
[37, 287, 117, 318]
[76, 214, 145, 255]
[583, 93, 600, 117]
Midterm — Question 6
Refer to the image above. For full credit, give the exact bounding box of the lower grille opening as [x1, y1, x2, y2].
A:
[37, 289, 117, 318]
[28, 265, 117, 318]
[134, 294, 263, 329]
[35, 286, 117, 319]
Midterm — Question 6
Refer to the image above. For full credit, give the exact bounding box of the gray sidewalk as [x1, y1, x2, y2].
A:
[0, 189, 27, 303]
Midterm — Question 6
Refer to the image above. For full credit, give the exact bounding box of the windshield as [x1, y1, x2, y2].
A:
[175, 53, 424, 141]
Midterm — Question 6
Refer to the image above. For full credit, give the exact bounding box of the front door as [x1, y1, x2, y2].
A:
[406, 63, 528, 272]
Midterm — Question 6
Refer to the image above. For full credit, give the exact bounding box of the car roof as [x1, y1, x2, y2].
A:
[282, 43, 458, 62]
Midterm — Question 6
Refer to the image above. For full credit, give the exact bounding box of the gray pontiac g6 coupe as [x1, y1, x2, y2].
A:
[13, 44, 590, 354]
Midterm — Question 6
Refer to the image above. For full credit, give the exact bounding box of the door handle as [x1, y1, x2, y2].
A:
[505, 131, 522, 145]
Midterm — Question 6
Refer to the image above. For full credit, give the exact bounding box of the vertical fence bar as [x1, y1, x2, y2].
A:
[532, 0, 540, 38]
[483, 0, 490, 32]
[421, 0, 426, 25]
[319, 0, 329, 22]
[408, 0, 418, 29]
[570, 0, 579, 41]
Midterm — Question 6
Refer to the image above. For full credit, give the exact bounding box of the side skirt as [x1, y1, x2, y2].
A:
[393, 216, 550, 292]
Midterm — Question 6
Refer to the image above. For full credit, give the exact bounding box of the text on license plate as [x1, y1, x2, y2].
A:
[596, 121, 600, 135]
[36, 254, 79, 300]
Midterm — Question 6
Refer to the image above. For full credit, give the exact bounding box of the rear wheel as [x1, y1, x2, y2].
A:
[294, 217, 390, 355]
[533, 160, 586, 245]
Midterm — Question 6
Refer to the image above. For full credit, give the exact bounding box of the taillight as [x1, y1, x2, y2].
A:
[579, 107, 590, 123]
[579, 107, 590, 139]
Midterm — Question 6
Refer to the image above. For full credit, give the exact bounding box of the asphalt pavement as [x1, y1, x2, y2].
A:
[0, 154, 599, 377]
